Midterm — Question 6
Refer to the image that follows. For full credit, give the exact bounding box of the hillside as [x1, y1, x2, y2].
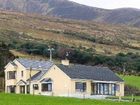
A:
[0, 0, 108, 20]
[100, 8, 140, 27]
[0, 0, 140, 26]
[0, 11, 139, 55]
[0, 11, 139, 73]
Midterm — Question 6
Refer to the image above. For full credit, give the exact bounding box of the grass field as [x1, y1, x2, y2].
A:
[0, 93, 139, 105]
[122, 75, 140, 89]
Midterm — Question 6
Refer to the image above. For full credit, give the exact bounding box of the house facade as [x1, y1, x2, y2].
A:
[5, 58, 124, 98]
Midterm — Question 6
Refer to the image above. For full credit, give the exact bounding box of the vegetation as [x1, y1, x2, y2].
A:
[0, 93, 139, 105]
[0, 42, 15, 76]
[121, 75, 140, 96]
[123, 75, 140, 89]
[0, 31, 139, 76]
[0, 11, 139, 55]
[2, 39, 138, 73]
[0, 11, 139, 74]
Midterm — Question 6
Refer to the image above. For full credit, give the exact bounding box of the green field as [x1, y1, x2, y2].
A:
[0, 93, 139, 105]
[122, 75, 140, 89]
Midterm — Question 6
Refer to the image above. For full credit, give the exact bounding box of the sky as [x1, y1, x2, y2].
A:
[69, 0, 140, 9]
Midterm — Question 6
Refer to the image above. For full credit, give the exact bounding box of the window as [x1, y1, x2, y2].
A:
[7, 71, 16, 79]
[95, 83, 116, 95]
[21, 71, 24, 77]
[111, 84, 115, 95]
[7, 85, 16, 93]
[116, 84, 120, 91]
[75, 82, 86, 92]
[42, 83, 52, 92]
[33, 84, 39, 90]
[104, 84, 109, 95]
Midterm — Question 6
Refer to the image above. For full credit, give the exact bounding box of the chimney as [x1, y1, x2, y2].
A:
[61, 59, 69, 66]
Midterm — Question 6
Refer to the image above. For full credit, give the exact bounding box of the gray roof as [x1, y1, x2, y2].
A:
[16, 58, 123, 82]
[16, 58, 54, 81]
[29, 71, 48, 81]
[16, 58, 54, 70]
[40, 78, 52, 83]
[57, 64, 123, 82]
[10, 61, 17, 66]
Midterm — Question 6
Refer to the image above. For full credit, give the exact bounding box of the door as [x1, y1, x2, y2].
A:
[27, 85, 30, 94]
[20, 86, 25, 94]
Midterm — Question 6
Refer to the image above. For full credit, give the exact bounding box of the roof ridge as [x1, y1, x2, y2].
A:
[16, 58, 53, 63]
[58, 64, 109, 69]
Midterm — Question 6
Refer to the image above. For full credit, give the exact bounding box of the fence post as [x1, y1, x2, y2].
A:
[131, 94, 135, 102]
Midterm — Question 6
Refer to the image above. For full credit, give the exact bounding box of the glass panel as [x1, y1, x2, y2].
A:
[7, 86, 16, 93]
[105, 84, 110, 95]
[94, 83, 114, 95]
[75, 82, 86, 92]
[33, 84, 39, 90]
[42, 83, 52, 92]
[48, 83, 52, 91]
[109, 84, 112, 95]
[100, 84, 104, 95]
[8, 71, 16, 79]
[111, 84, 115, 95]
[116, 84, 120, 91]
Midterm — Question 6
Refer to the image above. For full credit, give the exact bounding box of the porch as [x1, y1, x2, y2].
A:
[91, 82, 118, 96]
[74, 81, 121, 97]
[14, 78, 53, 95]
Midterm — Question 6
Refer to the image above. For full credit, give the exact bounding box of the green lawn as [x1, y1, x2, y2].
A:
[0, 93, 139, 105]
[122, 75, 140, 89]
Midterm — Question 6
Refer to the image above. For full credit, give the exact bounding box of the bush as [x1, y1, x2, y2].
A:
[125, 85, 140, 96]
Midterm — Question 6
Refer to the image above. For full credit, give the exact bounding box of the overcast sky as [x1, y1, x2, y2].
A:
[69, 0, 140, 9]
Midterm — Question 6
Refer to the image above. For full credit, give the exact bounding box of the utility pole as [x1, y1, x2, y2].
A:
[29, 53, 34, 94]
[123, 63, 126, 78]
[29, 66, 32, 94]
[48, 46, 54, 61]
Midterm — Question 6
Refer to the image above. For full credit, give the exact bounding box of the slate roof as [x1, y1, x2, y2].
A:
[10, 61, 17, 66]
[16, 58, 54, 81]
[16, 58, 54, 70]
[29, 71, 48, 81]
[15, 58, 123, 82]
[57, 64, 123, 82]
[40, 78, 52, 83]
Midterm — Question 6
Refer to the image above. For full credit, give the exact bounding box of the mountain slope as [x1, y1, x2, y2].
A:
[0, 11, 139, 55]
[100, 8, 140, 27]
[0, 0, 140, 26]
[0, 0, 108, 20]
